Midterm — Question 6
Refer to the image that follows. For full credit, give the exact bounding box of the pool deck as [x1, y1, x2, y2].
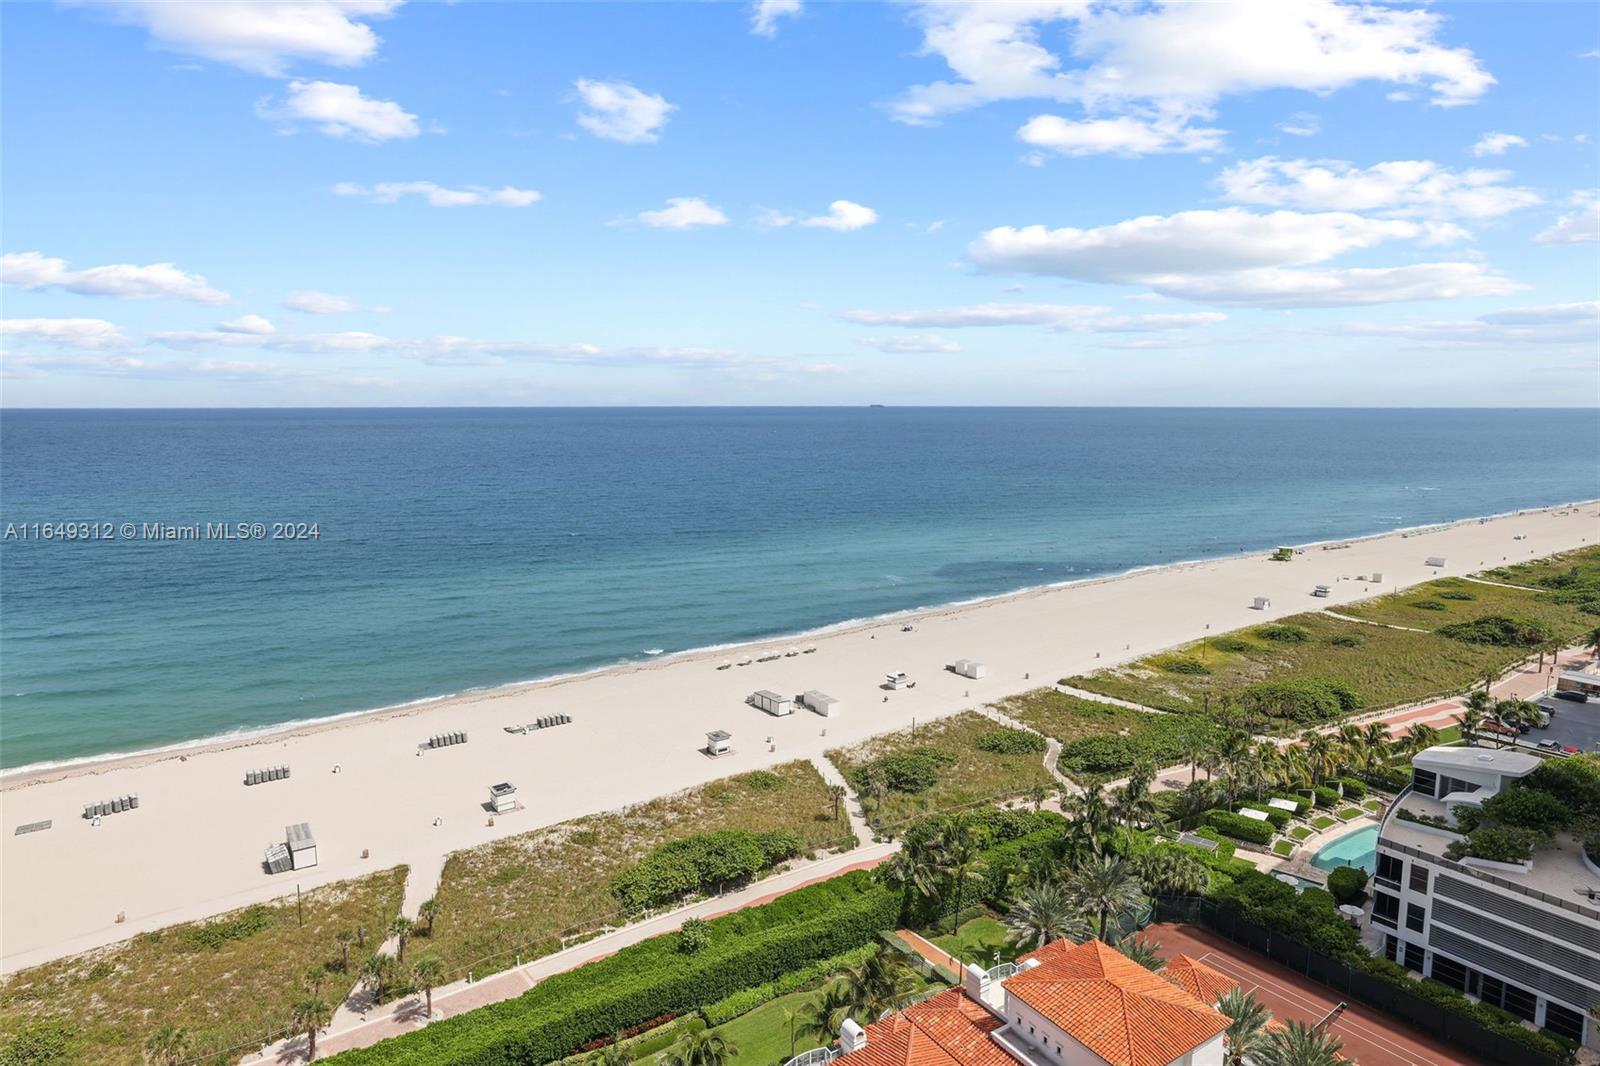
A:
[1270, 813, 1384, 886]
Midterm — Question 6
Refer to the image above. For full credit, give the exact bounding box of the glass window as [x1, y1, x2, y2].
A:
[1406, 903, 1426, 932]
[1409, 865, 1429, 893]
[1545, 1002, 1585, 1043]
[1481, 977, 1538, 1022]
[1402, 941, 1424, 972]
[1372, 892, 1400, 928]
[1411, 768, 1437, 795]
[1384, 934, 1400, 962]
[1430, 955, 1468, 991]
[1376, 852, 1404, 886]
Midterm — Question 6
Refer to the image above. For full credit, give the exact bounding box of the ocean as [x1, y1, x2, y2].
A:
[1, 407, 1595, 771]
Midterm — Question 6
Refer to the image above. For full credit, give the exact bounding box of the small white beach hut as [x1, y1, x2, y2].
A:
[286, 822, 318, 870]
[950, 659, 988, 679]
[802, 690, 840, 717]
[1425, 556, 1446, 568]
[1252, 596, 1271, 610]
[488, 782, 519, 814]
[749, 689, 793, 716]
[705, 730, 732, 757]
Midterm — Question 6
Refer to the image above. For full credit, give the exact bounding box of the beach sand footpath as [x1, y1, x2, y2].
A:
[3, 505, 1596, 972]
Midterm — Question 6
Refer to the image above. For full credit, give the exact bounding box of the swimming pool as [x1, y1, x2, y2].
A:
[1310, 825, 1378, 873]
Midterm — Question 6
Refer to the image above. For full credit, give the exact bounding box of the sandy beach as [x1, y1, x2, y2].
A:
[3, 503, 1595, 973]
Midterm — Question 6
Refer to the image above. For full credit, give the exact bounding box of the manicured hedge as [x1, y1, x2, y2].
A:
[1336, 777, 1367, 800]
[1203, 810, 1275, 845]
[1312, 785, 1341, 808]
[327, 872, 898, 1065]
[612, 829, 803, 912]
[699, 943, 877, 1026]
[1260, 807, 1292, 830]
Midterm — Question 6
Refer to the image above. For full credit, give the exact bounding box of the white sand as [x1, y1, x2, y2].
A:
[2, 504, 1595, 972]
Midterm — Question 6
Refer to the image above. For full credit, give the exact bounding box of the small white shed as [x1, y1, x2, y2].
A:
[1252, 596, 1271, 610]
[1425, 556, 1446, 568]
[749, 689, 793, 716]
[488, 782, 519, 814]
[286, 822, 318, 870]
[802, 690, 840, 717]
[705, 729, 732, 756]
[950, 659, 988, 679]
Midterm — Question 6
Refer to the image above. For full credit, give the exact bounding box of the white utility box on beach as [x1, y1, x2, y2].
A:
[286, 822, 318, 870]
[748, 689, 793, 716]
[950, 659, 988, 679]
[802, 690, 840, 717]
[1426, 556, 1446, 568]
[1252, 596, 1271, 610]
[488, 782, 519, 814]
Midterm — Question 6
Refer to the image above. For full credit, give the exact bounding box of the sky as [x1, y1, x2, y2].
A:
[1, 0, 1597, 407]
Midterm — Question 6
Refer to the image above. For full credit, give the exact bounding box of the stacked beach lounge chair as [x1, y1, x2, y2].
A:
[82, 794, 139, 820]
[426, 730, 468, 749]
[245, 764, 291, 786]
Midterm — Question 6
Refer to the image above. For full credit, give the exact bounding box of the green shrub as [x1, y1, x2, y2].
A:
[1336, 777, 1367, 801]
[859, 748, 957, 794]
[1362, 765, 1410, 792]
[736, 771, 783, 792]
[1326, 866, 1368, 904]
[1524, 756, 1600, 818]
[327, 872, 898, 1066]
[186, 905, 275, 950]
[1437, 615, 1553, 647]
[974, 728, 1047, 755]
[1312, 786, 1340, 808]
[1158, 657, 1211, 675]
[1410, 599, 1447, 611]
[677, 918, 709, 955]
[611, 829, 803, 912]
[1254, 624, 1311, 643]
[1328, 633, 1364, 647]
[1209, 636, 1257, 653]
[1445, 827, 1535, 864]
[1438, 590, 1475, 602]
[1268, 792, 1311, 815]
[1203, 810, 1275, 845]
[1480, 788, 1571, 834]
[1053, 713, 1219, 780]
[1241, 678, 1359, 723]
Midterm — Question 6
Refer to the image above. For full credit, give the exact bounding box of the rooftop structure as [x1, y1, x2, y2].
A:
[836, 939, 1231, 1066]
[1373, 745, 1600, 1051]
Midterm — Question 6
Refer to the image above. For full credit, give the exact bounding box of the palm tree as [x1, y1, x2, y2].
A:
[1254, 1019, 1344, 1066]
[796, 983, 853, 1045]
[1300, 732, 1339, 785]
[1336, 725, 1366, 775]
[410, 956, 444, 1018]
[1404, 722, 1440, 756]
[360, 951, 398, 1003]
[335, 929, 354, 972]
[142, 1023, 188, 1066]
[1216, 988, 1271, 1066]
[1065, 854, 1145, 943]
[1587, 625, 1600, 663]
[881, 833, 940, 903]
[1454, 703, 1486, 747]
[1115, 935, 1165, 972]
[1361, 722, 1393, 770]
[933, 816, 988, 934]
[1029, 783, 1048, 813]
[416, 898, 440, 937]
[661, 1029, 737, 1066]
[389, 915, 415, 963]
[1135, 848, 1209, 897]
[291, 995, 332, 1062]
[1063, 783, 1114, 857]
[828, 784, 847, 824]
[1178, 733, 1208, 783]
[779, 1006, 801, 1061]
[1004, 881, 1090, 950]
[1111, 772, 1161, 830]
[840, 948, 918, 1017]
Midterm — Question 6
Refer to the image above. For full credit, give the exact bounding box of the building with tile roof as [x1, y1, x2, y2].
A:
[835, 939, 1231, 1066]
[1160, 955, 1237, 1007]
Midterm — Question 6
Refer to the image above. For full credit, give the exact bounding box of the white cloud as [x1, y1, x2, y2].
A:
[634, 197, 729, 230]
[1217, 157, 1540, 220]
[890, 1, 1492, 156]
[1277, 112, 1321, 137]
[751, 0, 801, 37]
[1017, 114, 1224, 157]
[843, 302, 1226, 333]
[260, 80, 420, 141]
[332, 181, 541, 207]
[0, 317, 129, 349]
[763, 200, 879, 231]
[152, 329, 393, 353]
[1339, 301, 1599, 346]
[1535, 191, 1600, 245]
[1, 251, 230, 304]
[573, 79, 674, 144]
[217, 314, 276, 335]
[1472, 131, 1528, 157]
[70, 1, 400, 76]
[1147, 262, 1521, 307]
[855, 333, 961, 353]
[282, 290, 373, 314]
[967, 208, 1513, 307]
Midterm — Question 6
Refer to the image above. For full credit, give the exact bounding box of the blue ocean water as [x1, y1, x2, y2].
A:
[1, 408, 1596, 770]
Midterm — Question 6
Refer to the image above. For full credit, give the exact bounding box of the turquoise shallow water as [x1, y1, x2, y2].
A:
[1311, 825, 1380, 873]
[2, 407, 1597, 770]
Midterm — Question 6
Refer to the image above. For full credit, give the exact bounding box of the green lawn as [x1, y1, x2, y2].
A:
[0, 868, 407, 1066]
[931, 915, 1020, 969]
[1272, 840, 1295, 857]
[1311, 815, 1337, 830]
[1289, 826, 1314, 841]
[827, 711, 1056, 833]
[1062, 610, 1518, 730]
[994, 688, 1220, 784]
[427, 761, 853, 979]
[1336, 576, 1596, 639]
[1337, 807, 1364, 821]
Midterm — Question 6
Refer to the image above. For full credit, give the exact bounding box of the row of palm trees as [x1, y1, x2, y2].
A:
[1216, 988, 1346, 1066]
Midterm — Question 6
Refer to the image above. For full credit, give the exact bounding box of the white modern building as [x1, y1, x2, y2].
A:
[1372, 744, 1600, 1050]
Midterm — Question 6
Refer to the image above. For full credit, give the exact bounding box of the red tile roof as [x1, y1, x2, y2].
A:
[840, 988, 1013, 1066]
[1162, 954, 1238, 1005]
[1004, 939, 1230, 1066]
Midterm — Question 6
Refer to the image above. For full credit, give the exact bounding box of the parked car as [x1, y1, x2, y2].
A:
[1555, 689, 1590, 703]
[1563, 744, 1581, 755]
[1537, 739, 1562, 751]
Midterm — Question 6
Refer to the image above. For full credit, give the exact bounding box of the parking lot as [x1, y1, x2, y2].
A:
[1528, 694, 1600, 755]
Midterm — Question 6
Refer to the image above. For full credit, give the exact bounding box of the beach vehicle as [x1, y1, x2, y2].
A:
[1312, 585, 1331, 597]
[1538, 739, 1561, 751]
[883, 671, 915, 690]
[1271, 546, 1294, 561]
